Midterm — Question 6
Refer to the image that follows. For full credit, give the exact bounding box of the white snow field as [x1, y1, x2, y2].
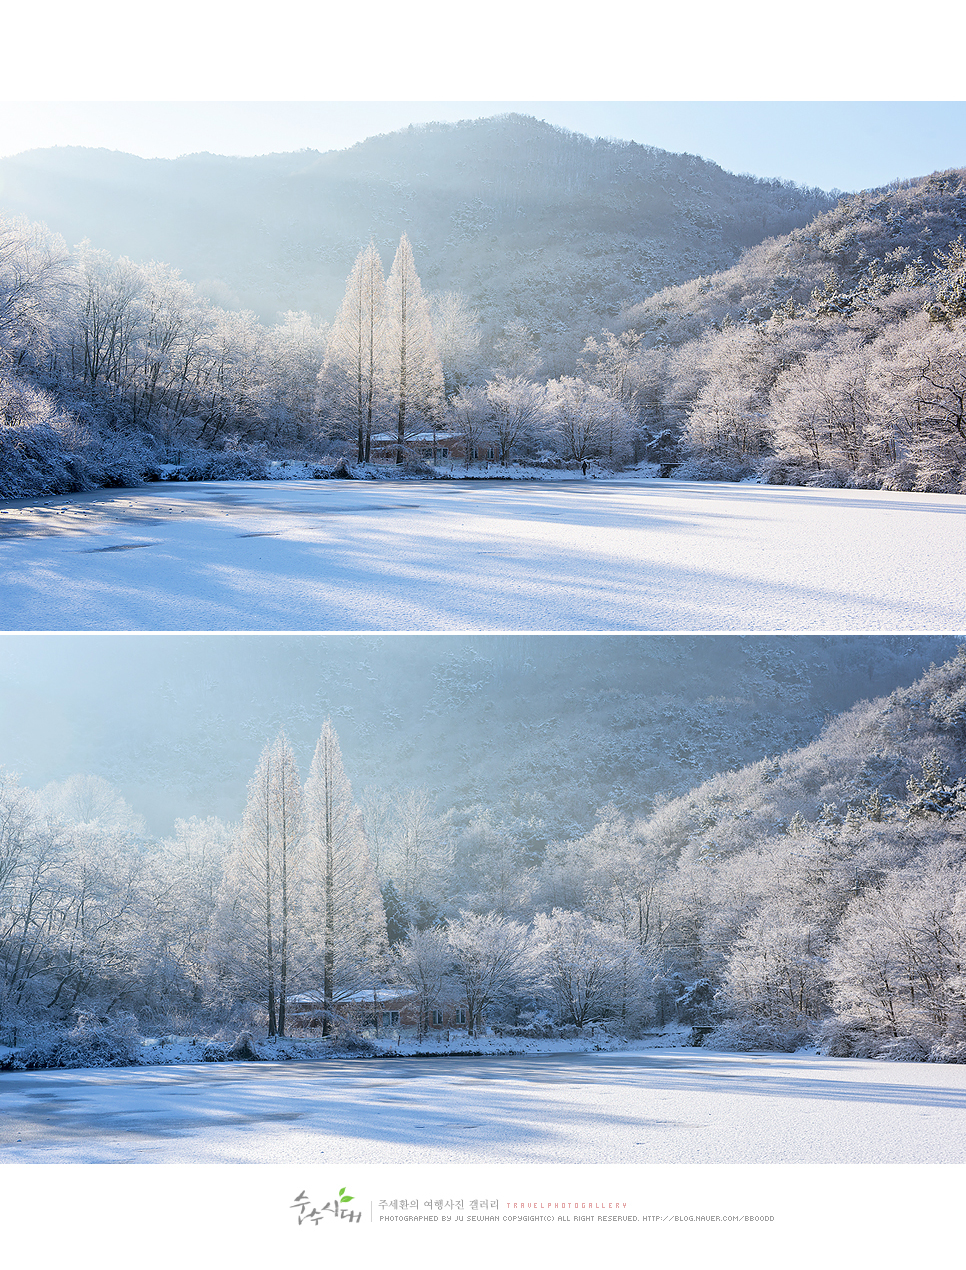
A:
[4, 1047, 966, 1165]
[1, 478, 964, 631]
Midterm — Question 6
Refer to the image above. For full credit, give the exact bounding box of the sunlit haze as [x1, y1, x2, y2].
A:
[0, 634, 959, 835]
[2, 102, 965, 192]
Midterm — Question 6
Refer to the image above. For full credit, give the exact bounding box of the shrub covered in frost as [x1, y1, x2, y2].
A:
[803, 467, 854, 489]
[878, 1035, 933, 1061]
[672, 454, 756, 483]
[700, 1018, 810, 1052]
[815, 1019, 880, 1058]
[3, 1013, 145, 1071]
[397, 457, 440, 479]
[163, 443, 270, 481]
[329, 1030, 378, 1053]
[200, 1042, 231, 1062]
[491, 1022, 559, 1039]
[0, 374, 153, 496]
[815, 1019, 932, 1060]
[759, 457, 856, 488]
[1, 378, 86, 496]
[926, 1037, 966, 1064]
[817, 1018, 966, 1063]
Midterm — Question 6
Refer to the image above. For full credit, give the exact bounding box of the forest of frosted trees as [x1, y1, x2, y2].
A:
[614, 170, 966, 492]
[0, 208, 643, 493]
[6, 114, 966, 498]
[6, 165, 966, 497]
[4, 647, 966, 1066]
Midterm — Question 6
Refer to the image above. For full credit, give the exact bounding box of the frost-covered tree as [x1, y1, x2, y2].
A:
[381, 787, 453, 925]
[493, 317, 542, 378]
[453, 813, 536, 918]
[538, 808, 673, 951]
[0, 773, 57, 1028]
[214, 732, 302, 1037]
[720, 896, 829, 1024]
[829, 847, 966, 1044]
[445, 910, 535, 1036]
[127, 261, 206, 430]
[0, 774, 159, 1030]
[0, 214, 71, 366]
[37, 775, 146, 836]
[680, 326, 774, 466]
[577, 329, 646, 408]
[448, 384, 495, 466]
[192, 308, 267, 445]
[302, 720, 386, 1034]
[543, 376, 633, 465]
[393, 924, 452, 1039]
[380, 234, 444, 462]
[427, 290, 483, 396]
[319, 241, 386, 461]
[899, 318, 966, 491]
[356, 785, 396, 876]
[149, 816, 231, 1011]
[262, 310, 328, 447]
[532, 908, 649, 1028]
[484, 374, 547, 466]
[73, 244, 148, 396]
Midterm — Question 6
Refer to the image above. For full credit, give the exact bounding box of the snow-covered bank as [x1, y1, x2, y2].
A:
[259, 459, 660, 482]
[0, 1026, 695, 1073]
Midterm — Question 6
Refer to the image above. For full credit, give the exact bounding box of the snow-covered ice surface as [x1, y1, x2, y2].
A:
[4, 1046, 966, 1165]
[2, 478, 965, 631]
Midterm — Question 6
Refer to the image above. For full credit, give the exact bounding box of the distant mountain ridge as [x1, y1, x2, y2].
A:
[0, 114, 836, 361]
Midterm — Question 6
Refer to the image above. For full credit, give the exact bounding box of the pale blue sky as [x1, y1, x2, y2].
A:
[2, 102, 964, 192]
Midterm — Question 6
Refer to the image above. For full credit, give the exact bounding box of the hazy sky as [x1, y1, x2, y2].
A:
[1, 632, 960, 835]
[1, 102, 964, 192]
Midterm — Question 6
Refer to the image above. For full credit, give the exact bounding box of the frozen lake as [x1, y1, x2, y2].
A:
[4, 1046, 965, 1165]
[1, 478, 964, 631]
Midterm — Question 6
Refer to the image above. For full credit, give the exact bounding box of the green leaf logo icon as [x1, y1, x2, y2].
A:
[340, 1187, 354, 1204]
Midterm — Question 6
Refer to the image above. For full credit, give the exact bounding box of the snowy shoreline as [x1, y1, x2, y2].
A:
[0, 1027, 689, 1072]
[0, 1025, 828, 1074]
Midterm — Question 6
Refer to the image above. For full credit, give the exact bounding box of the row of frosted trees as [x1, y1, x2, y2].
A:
[0, 213, 334, 498]
[1, 210, 644, 488]
[5, 654, 966, 1055]
[218, 725, 656, 1039]
[672, 299, 966, 492]
[319, 237, 444, 463]
[0, 728, 659, 1044]
[317, 172, 966, 485]
[0, 215, 328, 445]
[594, 276, 966, 493]
[0, 727, 389, 1044]
[12, 167, 966, 490]
[606, 174, 966, 492]
[317, 236, 639, 467]
[216, 725, 386, 1037]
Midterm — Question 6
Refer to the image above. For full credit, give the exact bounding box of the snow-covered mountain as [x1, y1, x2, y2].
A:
[0, 113, 836, 347]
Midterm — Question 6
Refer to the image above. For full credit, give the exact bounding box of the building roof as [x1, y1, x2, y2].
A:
[370, 432, 461, 443]
[287, 987, 418, 1005]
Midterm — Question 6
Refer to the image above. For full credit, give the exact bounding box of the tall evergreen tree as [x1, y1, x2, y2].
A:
[319, 240, 386, 462]
[214, 732, 302, 1037]
[380, 234, 444, 463]
[381, 879, 410, 946]
[303, 720, 386, 1035]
